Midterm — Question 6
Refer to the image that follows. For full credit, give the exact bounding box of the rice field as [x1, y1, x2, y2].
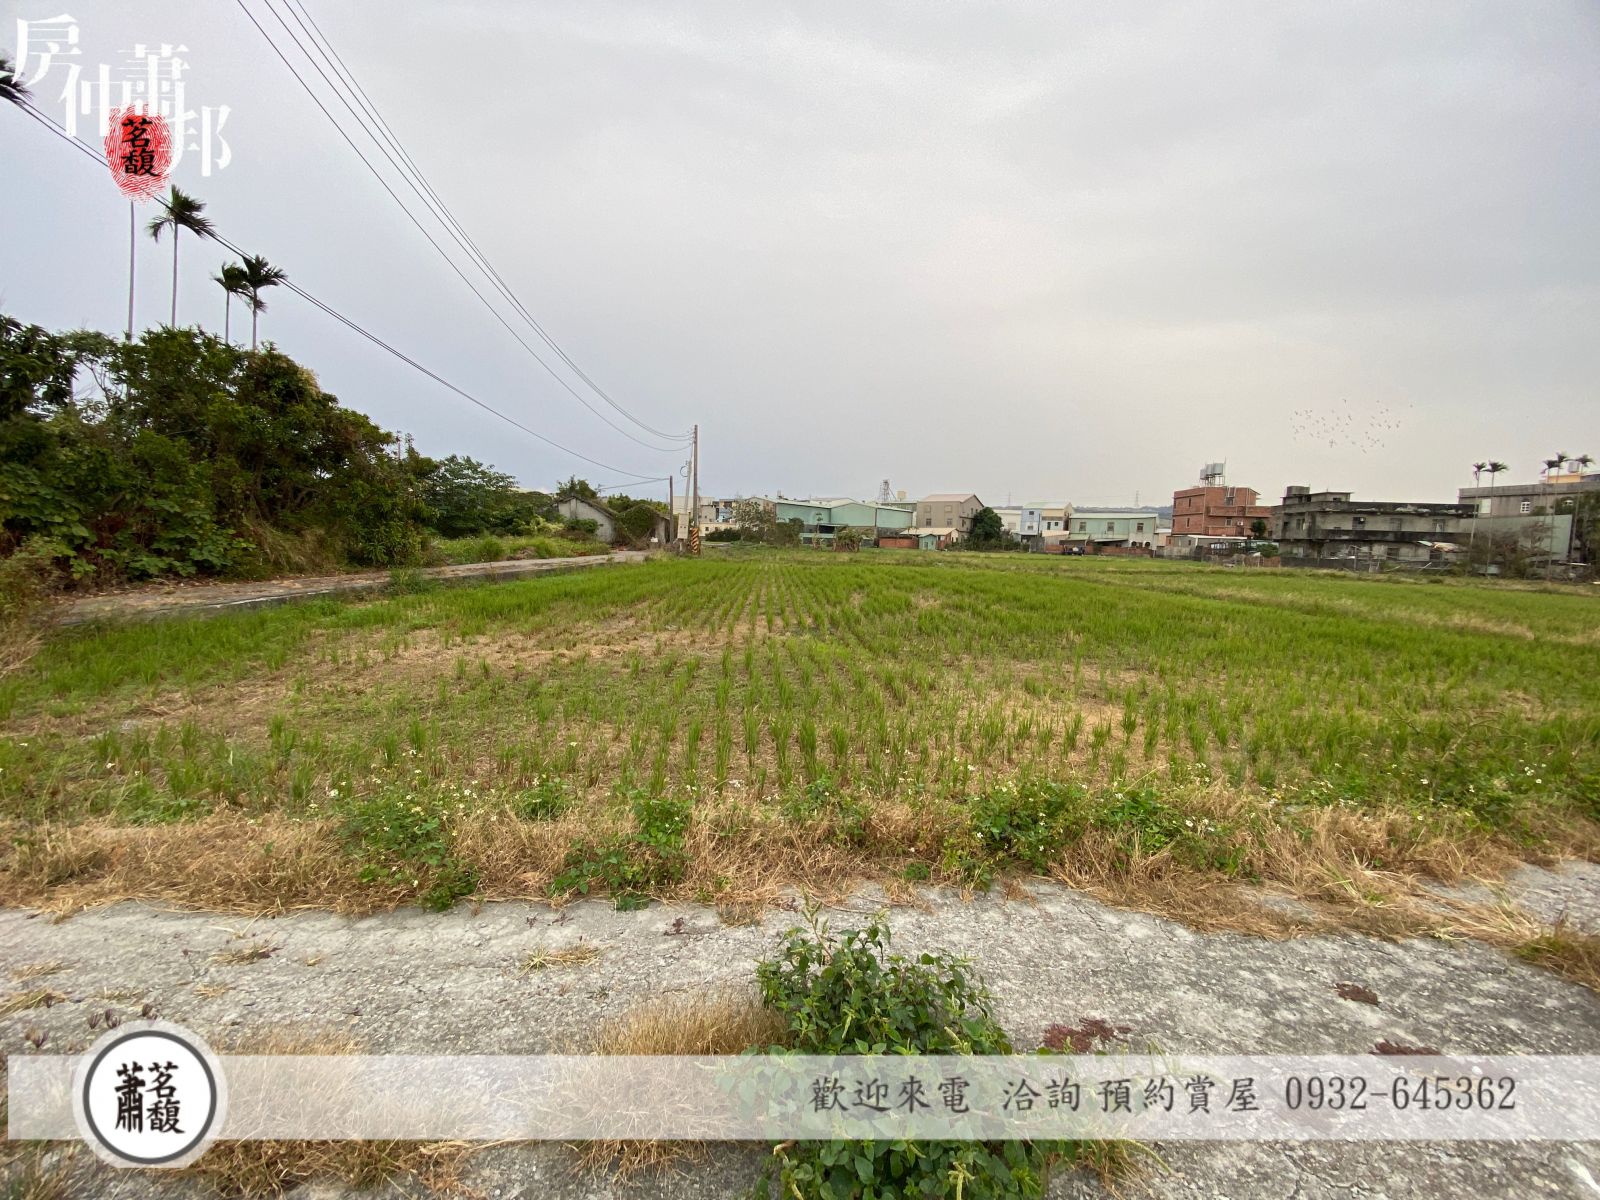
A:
[2, 552, 1597, 940]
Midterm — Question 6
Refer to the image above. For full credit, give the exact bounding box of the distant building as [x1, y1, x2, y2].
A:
[1276, 486, 1471, 567]
[915, 493, 985, 537]
[1065, 509, 1163, 549]
[770, 497, 916, 546]
[1171, 485, 1272, 540]
[1458, 468, 1599, 565]
[904, 526, 959, 550]
[1036, 503, 1072, 534]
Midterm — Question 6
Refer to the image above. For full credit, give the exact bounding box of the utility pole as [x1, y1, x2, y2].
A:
[668, 472, 675, 545]
[126, 202, 135, 342]
[690, 423, 701, 556]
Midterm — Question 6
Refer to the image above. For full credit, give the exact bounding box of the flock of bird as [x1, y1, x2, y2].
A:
[1288, 398, 1411, 454]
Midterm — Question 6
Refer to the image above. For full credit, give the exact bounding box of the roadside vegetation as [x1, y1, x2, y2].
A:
[0, 316, 661, 597]
[0, 552, 1596, 974]
[580, 911, 1131, 1195]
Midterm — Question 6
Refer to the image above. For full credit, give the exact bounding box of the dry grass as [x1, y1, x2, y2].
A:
[572, 986, 788, 1180]
[0, 815, 362, 915]
[180, 1029, 471, 1198]
[1514, 920, 1600, 991]
[8, 961, 67, 982]
[211, 940, 280, 966]
[2, 784, 1596, 996]
[0, 988, 68, 1017]
[0, 1151, 72, 1200]
[518, 942, 600, 973]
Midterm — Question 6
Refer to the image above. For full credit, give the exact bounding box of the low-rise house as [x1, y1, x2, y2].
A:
[767, 497, 917, 546]
[1277, 486, 1471, 567]
[1036, 503, 1072, 533]
[556, 495, 617, 542]
[1065, 509, 1163, 549]
[1458, 468, 1598, 565]
[915, 493, 984, 537]
[906, 526, 959, 550]
[558, 495, 673, 545]
[991, 506, 1047, 539]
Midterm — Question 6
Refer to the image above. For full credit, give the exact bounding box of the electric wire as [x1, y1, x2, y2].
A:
[11, 97, 665, 482]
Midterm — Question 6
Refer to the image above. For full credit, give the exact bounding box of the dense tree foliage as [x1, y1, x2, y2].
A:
[966, 505, 1013, 549]
[1, 317, 427, 578]
[419, 455, 549, 538]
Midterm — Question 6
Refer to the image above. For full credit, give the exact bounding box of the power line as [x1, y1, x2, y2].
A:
[283, 0, 694, 444]
[11, 97, 664, 482]
[233, 0, 687, 455]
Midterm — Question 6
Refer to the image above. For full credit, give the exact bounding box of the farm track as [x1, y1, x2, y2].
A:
[57, 551, 645, 625]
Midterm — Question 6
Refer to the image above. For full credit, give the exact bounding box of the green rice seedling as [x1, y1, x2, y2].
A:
[1065, 712, 1084, 753]
[798, 718, 819, 780]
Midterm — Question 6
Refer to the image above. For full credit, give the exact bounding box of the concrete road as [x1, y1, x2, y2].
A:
[4, 867, 1599, 1197]
[57, 552, 647, 625]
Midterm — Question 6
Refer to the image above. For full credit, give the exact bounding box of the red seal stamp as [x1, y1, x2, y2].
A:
[103, 107, 172, 201]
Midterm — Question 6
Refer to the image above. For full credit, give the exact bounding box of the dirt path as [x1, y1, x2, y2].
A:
[56, 552, 647, 625]
[5, 866, 1600, 1197]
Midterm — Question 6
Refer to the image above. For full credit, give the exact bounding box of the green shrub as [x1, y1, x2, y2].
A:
[515, 776, 575, 821]
[338, 788, 478, 911]
[1093, 781, 1248, 875]
[781, 776, 868, 844]
[967, 780, 1085, 870]
[468, 534, 506, 563]
[755, 914, 1077, 1198]
[548, 789, 691, 910]
[615, 502, 662, 546]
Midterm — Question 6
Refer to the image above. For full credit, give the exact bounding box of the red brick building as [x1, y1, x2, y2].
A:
[1170, 485, 1273, 539]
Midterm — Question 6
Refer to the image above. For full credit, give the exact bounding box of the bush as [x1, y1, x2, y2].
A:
[337, 788, 478, 911]
[515, 776, 575, 821]
[781, 776, 867, 844]
[468, 535, 506, 563]
[755, 914, 1075, 1198]
[615, 502, 662, 546]
[548, 789, 691, 910]
[967, 780, 1085, 871]
[420, 455, 540, 538]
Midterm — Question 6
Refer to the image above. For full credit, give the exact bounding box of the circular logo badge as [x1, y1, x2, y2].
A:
[73, 1022, 226, 1168]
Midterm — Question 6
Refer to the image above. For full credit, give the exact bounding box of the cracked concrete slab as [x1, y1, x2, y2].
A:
[4, 867, 1599, 1197]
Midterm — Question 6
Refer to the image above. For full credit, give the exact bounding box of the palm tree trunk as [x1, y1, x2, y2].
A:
[251, 295, 258, 351]
[170, 232, 179, 326]
[224, 293, 231, 344]
[126, 202, 135, 342]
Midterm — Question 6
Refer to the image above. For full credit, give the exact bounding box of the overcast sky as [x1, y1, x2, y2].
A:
[6, 1, 1598, 508]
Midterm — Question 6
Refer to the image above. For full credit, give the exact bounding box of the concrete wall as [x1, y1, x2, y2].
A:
[556, 498, 615, 542]
[915, 496, 983, 532]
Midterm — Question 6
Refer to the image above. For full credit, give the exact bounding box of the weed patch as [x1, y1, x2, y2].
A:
[549, 790, 691, 910]
[337, 787, 478, 911]
[755, 910, 1112, 1198]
